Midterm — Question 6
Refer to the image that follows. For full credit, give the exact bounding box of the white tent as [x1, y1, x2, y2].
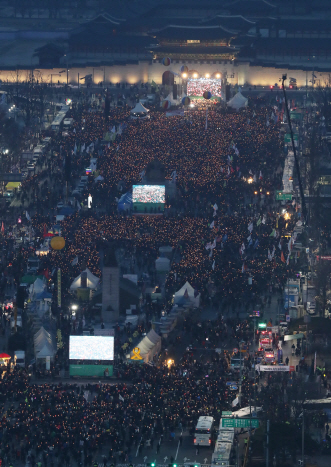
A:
[227, 92, 248, 111]
[130, 102, 150, 120]
[155, 257, 170, 272]
[34, 326, 50, 340]
[69, 268, 100, 290]
[33, 277, 45, 294]
[131, 102, 149, 114]
[34, 328, 53, 355]
[36, 341, 55, 359]
[174, 281, 200, 308]
[128, 329, 161, 363]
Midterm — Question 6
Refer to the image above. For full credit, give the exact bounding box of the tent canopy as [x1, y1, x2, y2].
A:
[21, 275, 43, 285]
[130, 102, 149, 114]
[129, 329, 161, 363]
[36, 341, 55, 359]
[70, 268, 100, 290]
[227, 92, 248, 110]
[174, 281, 200, 307]
[36, 290, 52, 301]
[33, 277, 45, 294]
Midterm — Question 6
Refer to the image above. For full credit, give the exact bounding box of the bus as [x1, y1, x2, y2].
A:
[194, 416, 215, 446]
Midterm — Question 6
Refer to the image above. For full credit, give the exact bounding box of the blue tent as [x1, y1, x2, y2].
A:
[36, 290, 53, 300]
[118, 192, 132, 212]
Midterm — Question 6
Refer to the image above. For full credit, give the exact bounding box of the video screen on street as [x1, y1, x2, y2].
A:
[132, 185, 165, 204]
[69, 336, 114, 360]
[187, 78, 222, 97]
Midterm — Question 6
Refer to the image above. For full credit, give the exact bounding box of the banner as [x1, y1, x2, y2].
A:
[57, 268, 61, 307]
[256, 365, 289, 372]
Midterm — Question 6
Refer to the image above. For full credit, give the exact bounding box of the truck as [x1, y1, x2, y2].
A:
[14, 350, 25, 367]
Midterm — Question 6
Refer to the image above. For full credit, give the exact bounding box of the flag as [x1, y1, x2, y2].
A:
[119, 394, 124, 402]
[209, 249, 213, 258]
[212, 260, 215, 270]
[256, 217, 261, 226]
[213, 203, 218, 211]
[71, 256, 79, 266]
[253, 239, 259, 249]
[281, 251, 285, 263]
[262, 214, 266, 224]
[209, 221, 215, 229]
[268, 249, 272, 261]
[26, 211, 31, 222]
[278, 240, 282, 250]
[286, 254, 290, 266]
[248, 221, 253, 233]
[259, 171, 263, 180]
[270, 229, 276, 237]
[1, 222, 4, 234]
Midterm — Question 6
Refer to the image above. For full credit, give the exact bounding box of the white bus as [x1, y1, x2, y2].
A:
[212, 441, 232, 467]
[194, 416, 214, 446]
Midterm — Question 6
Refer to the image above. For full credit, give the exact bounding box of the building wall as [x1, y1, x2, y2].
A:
[0, 61, 330, 87]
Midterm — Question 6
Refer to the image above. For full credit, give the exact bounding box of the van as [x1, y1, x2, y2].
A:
[80, 176, 89, 183]
[14, 351, 25, 367]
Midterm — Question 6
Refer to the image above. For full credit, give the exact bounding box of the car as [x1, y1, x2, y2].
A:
[57, 201, 64, 209]
[72, 189, 82, 197]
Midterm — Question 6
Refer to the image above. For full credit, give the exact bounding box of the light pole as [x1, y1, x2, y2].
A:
[281, 74, 307, 223]
[64, 54, 69, 85]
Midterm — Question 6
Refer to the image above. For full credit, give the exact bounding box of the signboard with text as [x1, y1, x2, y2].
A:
[256, 365, 289, 372]
[221, 418, 259, 428]
[276, 191, 293, 201]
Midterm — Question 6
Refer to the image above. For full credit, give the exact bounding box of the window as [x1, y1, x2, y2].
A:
[187, 40, 200, 44]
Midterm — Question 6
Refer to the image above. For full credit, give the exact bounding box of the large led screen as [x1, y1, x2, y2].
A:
[132, 185, 165, 204]
[69, 335, 114, 360]
[187, 78, 222, 97]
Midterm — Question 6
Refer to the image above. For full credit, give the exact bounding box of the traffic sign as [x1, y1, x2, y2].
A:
[284, 133, 299, 143]
[275, 191, 293, 201]
[226, 381, 236, 386]
[222, 411, 232, 417]
[221, 418, 259, 428]
[233, 348, 238, 354]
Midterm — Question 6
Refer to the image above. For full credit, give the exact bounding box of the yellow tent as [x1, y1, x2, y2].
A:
[5, 182, 21, 191]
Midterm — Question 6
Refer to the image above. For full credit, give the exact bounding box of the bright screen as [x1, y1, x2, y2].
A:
[132, 185, 165, 204]
[187, 78, 222, 97]
[69, 336, 114, 360]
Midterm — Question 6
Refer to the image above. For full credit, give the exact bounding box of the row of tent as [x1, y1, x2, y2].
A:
[34, 327, 55, 359]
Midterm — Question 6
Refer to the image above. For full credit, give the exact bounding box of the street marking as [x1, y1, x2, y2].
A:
[135, 436, 143, 457]
[175, 431, 183, 460]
